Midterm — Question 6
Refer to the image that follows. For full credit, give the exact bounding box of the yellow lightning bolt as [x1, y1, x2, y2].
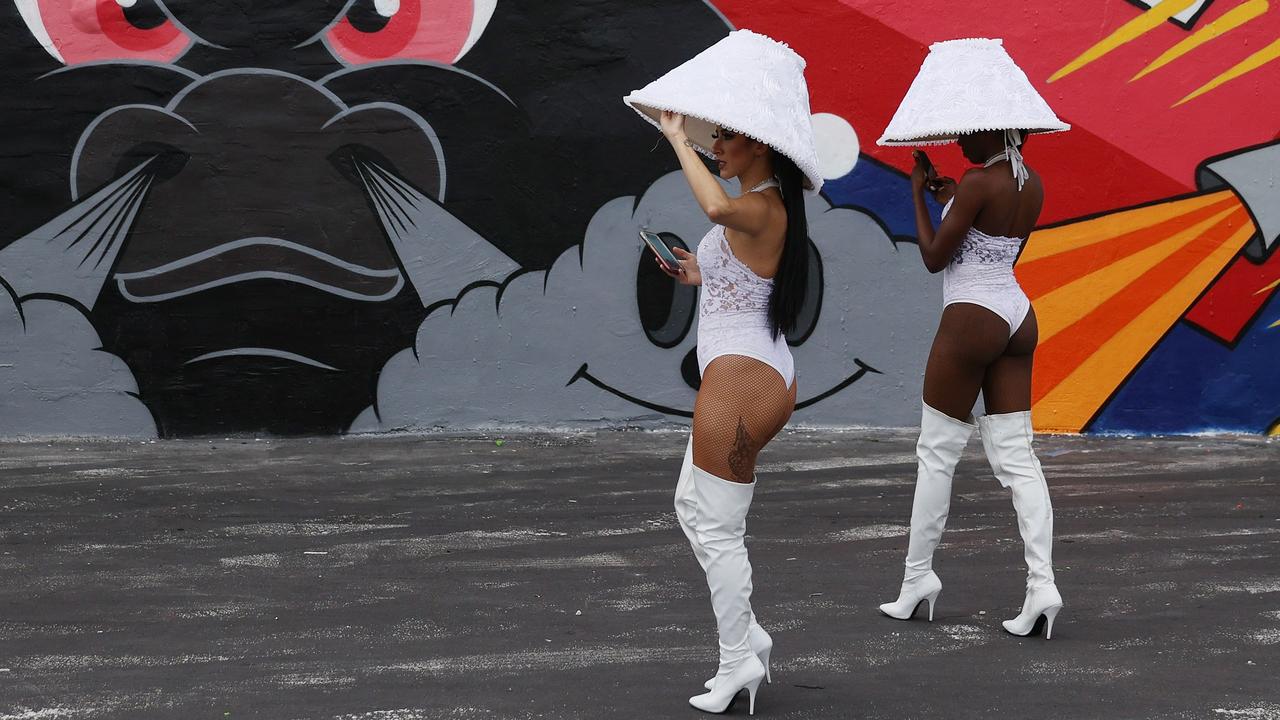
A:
[1132, 0, 1270, 80]
[1257, 278, 1280, 328]
[1176, 36, 1280, 104]
[1051, 0, 1201, 82]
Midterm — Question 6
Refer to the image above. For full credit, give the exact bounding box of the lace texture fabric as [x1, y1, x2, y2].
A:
[695, 220, 794, 386]
[624, 29, 824, 194]
[951, 228, 1022, 265]
[878, 38, 1069, 146]
[944, 230, 1027, 308]
[940, 200, 1032, 333]
[699, 225, 774, 317]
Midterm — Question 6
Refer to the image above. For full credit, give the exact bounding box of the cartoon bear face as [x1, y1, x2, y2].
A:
[0, 0, 732, 435]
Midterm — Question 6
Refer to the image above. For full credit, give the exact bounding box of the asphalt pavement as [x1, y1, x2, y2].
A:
[0, 429, 1276, 719]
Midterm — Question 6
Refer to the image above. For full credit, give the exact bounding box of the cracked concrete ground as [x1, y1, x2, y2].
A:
[0, 430, 1276, 719]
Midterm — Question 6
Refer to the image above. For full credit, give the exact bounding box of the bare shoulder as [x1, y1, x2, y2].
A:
[961, 165, 998, 184]
[1020, 165, 1046, 199]
[751, 186, 787, 220]
[1026, 164, 1045, 187]
[958, 166, 998, 196]
[760, 187, 788, 233]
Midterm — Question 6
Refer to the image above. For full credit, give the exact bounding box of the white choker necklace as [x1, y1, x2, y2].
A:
[746, 177, 781, 193]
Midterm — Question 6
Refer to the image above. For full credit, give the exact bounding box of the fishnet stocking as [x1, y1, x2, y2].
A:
[692, 355, 797, 483]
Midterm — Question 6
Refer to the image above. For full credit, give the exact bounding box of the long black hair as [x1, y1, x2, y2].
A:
[767, 150, 810, 340]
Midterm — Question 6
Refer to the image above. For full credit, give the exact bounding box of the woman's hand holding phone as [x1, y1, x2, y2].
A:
[928, 176, 957, 204]
[658, 247, 701, 286]
[911, 150, 936, 192]
[912, 150, 957, 204]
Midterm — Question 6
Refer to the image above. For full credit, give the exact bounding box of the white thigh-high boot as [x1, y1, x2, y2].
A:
[673, 437, 772, 688]
[687, 465, 766, 715]
[978, 410, 1063, 639]
[879, 402, 976, 621]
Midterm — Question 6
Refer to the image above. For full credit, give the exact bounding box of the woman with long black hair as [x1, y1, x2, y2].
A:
[624, 30, 823, 714]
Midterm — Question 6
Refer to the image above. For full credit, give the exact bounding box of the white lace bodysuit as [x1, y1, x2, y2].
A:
[940, 197, 1031, 336]
[695, 179, 795, 387]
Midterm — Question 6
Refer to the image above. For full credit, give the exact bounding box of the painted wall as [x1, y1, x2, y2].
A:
[0, 0, 1275, 438]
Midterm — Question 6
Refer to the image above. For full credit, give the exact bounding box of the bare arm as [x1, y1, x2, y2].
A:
[912, 151, 984, 273]
[661, 111, 773, 234]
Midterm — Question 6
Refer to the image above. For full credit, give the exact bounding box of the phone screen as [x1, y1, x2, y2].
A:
[639, 230, 681, 269]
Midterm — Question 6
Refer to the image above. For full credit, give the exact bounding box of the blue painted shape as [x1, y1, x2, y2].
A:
[1090, 289, 1280, 434]
[821, 155, 941, 240]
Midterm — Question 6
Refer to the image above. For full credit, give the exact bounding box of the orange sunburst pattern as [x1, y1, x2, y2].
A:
[1016, 190, 1255, 432]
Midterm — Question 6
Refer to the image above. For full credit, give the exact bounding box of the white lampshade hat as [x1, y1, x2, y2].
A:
[624, 29, 824, 194]
[877, 38, 1069, 147]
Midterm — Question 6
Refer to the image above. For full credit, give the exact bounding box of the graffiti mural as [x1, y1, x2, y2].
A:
[716, 0, 1279, 435]
[0, 0, 741, 435]
[353, 171, 929, 431]
[1, 0, 1276, 437]
[0, 0, 933, 437]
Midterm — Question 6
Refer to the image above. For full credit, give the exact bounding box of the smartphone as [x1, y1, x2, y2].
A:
[914, 150, 935, 175]
[915, 151, 942, 192]
[639, 230, 683, 272]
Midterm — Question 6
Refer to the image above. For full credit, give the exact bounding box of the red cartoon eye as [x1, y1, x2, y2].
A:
[17, 0, 191, 65]
[327, 0, 495, 65]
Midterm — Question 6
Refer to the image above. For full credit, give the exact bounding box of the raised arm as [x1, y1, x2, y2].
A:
[661, 111, 773, 235]
[912, 151, 986, 273]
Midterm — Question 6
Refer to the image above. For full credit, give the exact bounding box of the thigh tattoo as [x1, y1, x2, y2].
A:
[727, 417, 756, 482]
